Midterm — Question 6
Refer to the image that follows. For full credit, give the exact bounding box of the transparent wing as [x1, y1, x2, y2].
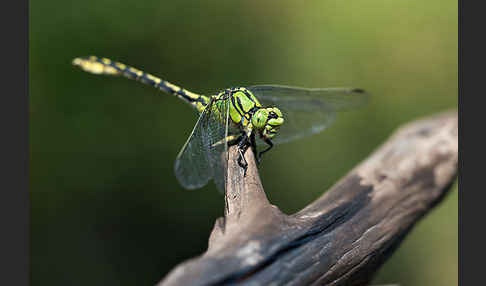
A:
[174, 107, 214, 190]
[248, 85, 369, 145]
[174, 97, 231, 193]
[204, 96, 231, 193]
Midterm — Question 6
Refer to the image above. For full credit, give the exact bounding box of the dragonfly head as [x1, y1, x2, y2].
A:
[252, 107, 284, 139]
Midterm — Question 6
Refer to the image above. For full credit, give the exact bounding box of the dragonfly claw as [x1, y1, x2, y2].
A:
[237, 153, 248, 177]
[243, 165, 248, 177]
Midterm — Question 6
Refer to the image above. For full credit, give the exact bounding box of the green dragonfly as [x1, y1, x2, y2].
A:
[72, 56, 368, 192]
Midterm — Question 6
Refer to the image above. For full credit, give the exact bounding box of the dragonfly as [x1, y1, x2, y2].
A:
[72, 56, 368, 192]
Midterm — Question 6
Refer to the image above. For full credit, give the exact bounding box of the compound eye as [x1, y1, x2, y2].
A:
[252, 109, 269, 129]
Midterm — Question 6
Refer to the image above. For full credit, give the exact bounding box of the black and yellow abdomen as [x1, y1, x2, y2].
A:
[72, 56, 210, 112]
[73, 57, 271, 134]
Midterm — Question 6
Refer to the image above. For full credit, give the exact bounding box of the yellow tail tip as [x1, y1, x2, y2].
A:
[72, 57, 83, 66]
[72, 56, 119, 75]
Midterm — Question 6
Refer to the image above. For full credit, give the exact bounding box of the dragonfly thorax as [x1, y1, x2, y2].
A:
[219, 87, 262, 128]
[220, 87, 285, 140]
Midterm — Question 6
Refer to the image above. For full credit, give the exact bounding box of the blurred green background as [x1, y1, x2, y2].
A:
[30, 0, 457, 285]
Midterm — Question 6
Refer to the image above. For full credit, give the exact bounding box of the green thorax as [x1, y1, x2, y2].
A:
[210, 87, 262, 128]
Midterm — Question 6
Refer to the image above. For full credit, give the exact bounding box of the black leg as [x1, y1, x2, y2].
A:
[257, 138, 273, 163]
[237, 133, 250, 176]
[227, 134, 242, 147]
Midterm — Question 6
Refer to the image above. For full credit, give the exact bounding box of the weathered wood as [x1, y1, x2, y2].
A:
[158, 111, 458, 286]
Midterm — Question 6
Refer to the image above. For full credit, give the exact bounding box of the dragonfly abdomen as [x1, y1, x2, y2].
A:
[72, 56, 210, 112]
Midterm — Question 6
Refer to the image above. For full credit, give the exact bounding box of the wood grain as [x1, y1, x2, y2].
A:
[158, 111, 458, 286]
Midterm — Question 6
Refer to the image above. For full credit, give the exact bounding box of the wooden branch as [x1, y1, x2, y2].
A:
[158, 111, 458, 286]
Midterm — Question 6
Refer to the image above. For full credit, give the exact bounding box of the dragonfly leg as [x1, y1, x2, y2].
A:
[237, 133, 251, 176]
[257, 138, 274, 163]
[210, 134, 239, 148]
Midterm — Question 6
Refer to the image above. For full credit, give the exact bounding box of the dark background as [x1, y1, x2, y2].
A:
[30, 1, 457, 285]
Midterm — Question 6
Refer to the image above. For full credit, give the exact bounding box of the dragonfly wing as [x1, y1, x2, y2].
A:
[174, 97, 232, 193]
[174, 107, 214, 190]
[204, 97, 231, 193]
[248, 85, 368, 145]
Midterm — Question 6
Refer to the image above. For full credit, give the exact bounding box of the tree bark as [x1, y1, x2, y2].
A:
[158, 111, 458, 286]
